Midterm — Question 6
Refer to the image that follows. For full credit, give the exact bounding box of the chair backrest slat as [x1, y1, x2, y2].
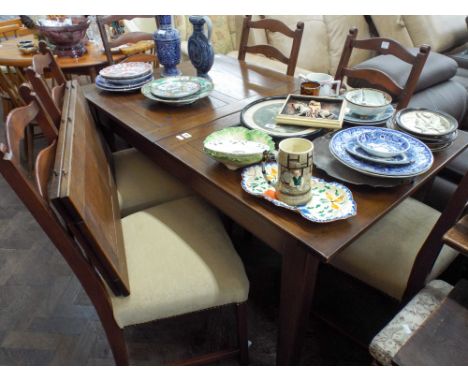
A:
[238, 15, 304, 77]
[49, 80, 130, 296]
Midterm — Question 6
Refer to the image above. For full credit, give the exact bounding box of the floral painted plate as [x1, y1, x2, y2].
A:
[150, 76, 201, 99]
[204, 126, 275, 170]
[241, 162, 357, 223]
[99, 62, 153, 80]
[141, 77, 213, 106]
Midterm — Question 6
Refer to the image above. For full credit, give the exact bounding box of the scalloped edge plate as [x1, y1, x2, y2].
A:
[241, 162, 357, 223]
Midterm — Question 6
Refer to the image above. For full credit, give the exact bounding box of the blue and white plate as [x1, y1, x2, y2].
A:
[356, 129, 410, 157]
[95, 74, 153, 92]
[345, 139, 413, 165]
[105, 72, 153, 86]
[344, 104, 395, 125]
[330, 127, 433, 178]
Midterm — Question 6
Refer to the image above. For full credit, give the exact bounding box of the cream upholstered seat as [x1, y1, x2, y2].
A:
[113, 148, 192, 217]
[369, 279, 453, 365]
[331, 198, 459, 300]
[110, 196, 249, 328]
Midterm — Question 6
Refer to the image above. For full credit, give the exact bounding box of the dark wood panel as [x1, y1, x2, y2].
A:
[49, 81, 130, 296]
[393, 279, 468, 366]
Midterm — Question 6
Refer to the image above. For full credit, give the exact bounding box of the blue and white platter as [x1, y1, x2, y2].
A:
[95, 74, 153, 92]
[344, 104, 395, 125]
[345, 139, 413, 165]
[330, 126, 433, 178]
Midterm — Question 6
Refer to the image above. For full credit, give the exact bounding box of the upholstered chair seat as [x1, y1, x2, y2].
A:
[331, 198, 459, 300]
[110, 196, 250, 328]
[113, 148, 193, 217]
[369, 279, 453, 365]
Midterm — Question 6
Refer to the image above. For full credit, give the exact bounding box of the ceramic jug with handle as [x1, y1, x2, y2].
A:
[188, 15, 214, 77]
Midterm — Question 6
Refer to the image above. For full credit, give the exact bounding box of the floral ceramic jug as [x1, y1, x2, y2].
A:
[188, 16, 214, 78]
[154, 15, 181, 77]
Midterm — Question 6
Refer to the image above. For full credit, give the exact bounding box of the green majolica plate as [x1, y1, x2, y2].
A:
[204, 126, 275, 170]
[151, 76, 201, 99]
[241, 162, 357, 223]
[141, 76, 213, 105]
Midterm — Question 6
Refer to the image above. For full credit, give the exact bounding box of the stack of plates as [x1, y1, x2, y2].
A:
[96, 62, 153, 92]
[389, 108, 458, 152]
[329, 126, 433, 179]
[344, 104, 395, 125]
[141, 76, 214, 106]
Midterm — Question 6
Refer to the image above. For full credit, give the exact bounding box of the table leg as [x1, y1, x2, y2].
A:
[277, 244, 320, 365]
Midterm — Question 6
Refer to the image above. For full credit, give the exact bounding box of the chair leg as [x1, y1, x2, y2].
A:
[101, 321, 129, 366]
[236, 302, 249, 365]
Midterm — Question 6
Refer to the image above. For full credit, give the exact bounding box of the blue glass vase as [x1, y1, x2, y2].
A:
[188, 16, 214, 78]
[154, 15, 181, 77]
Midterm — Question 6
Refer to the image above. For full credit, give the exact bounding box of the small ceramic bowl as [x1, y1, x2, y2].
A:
[345, 88, 392, 117]
[356, 130, 410, 158]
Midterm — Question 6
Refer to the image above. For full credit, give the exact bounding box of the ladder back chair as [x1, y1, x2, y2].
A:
[238, 15, 304, 76]
[334, 27, 430, 110]
[97, 16, 159, 66]
[0, 80, 250, 365]
[0, 18, 28, 40]
[331, 169, 468, 304]
[31, 41, 67, 87]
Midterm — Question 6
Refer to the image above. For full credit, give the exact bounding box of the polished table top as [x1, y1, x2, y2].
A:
[84, 55, 468, 262]
[0, 34, 124, 69]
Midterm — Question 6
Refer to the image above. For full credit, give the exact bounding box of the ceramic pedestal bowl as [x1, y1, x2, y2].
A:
[38, 16, 90, 57]
[204, 126, 275, 170]
[345, 88, 392, 117]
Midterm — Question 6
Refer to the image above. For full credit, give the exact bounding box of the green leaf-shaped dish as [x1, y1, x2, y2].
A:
[204, 126, 275, 170]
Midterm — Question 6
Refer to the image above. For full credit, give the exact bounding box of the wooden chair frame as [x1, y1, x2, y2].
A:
[334, 27, 430, 110]
[403, 170, 468, 302]
[31, 41, 67, 88]
[238, 15, 304, 76]
[96, 16, 159, 65]
[0, 81, 249, 366]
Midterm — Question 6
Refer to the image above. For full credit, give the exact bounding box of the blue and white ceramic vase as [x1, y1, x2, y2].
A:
[188, 16, 214, 78]
[154, 15, 181, 77]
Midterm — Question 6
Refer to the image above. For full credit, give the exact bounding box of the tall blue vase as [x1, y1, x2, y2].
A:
[154, 15, 181, 77]
[188, 16, 214, 78]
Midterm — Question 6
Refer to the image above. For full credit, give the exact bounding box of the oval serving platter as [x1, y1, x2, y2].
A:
[241, 162, 357, 223]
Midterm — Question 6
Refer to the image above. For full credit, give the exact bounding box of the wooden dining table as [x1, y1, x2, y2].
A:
[83, 55, 468, 365]
[0, 34, 124, 79]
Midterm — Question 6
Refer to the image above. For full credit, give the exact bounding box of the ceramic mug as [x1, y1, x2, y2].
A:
[299, 73, 341, 97]
[263, 138, 314, 206]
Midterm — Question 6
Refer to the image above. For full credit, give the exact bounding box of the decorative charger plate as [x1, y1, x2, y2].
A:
[150, 76, 201, 99]
[141, 77, 213, 105]
[330, 127, 433, 178]
[241, 162, 357, 223]
[240, 96, 322, 138]
[99, 62, 153, 80]
[395, 108, 458, 137]
[344, 104, 395, 125]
